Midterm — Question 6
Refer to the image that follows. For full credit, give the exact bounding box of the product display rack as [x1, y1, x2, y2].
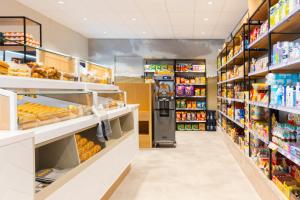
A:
[174, 59, 207, 131]
[217, 1, 300, 199]
[143, 59, 207, 132]
[217, 22, 249, 143]
[0, 16, 42, 62]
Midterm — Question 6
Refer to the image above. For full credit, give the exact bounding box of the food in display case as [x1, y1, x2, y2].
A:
[95, 90, 126, 111]
[0, 60, 9, 75]
[8, 62, 31, 77]
[75, 134, 101, 162]
[1, 32, 40, 47]
[17, 95, 92, 130]
[81, 62, 112, 84]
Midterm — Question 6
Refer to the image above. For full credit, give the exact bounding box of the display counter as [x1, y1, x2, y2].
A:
[0, 105, 138, 200]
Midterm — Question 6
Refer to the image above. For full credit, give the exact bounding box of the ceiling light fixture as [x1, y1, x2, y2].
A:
[142, 31, 147, 34]
[103, 31, 107, 34]
[208, 1, 213, 5]
[83, 17, 87, 21]
[57, 1, 64, 4]
[131, 18, 137, 21]
[204, 18, 208, 21]
[201, 32, 205, 35]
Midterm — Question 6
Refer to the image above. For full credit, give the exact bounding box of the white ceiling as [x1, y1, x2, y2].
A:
[17, 0, 248, 39]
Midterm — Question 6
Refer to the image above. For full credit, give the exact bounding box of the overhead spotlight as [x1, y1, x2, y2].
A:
[57, 1, 64, 4]
[208, 1, 213, 5]
[142, 31, 147, 34]
[103, 31, 107, 34]
[131, 18, 137, 21]
[201, 32, 205, 35]
[83, 17, 87, 21]
[204, 18, 208, 21]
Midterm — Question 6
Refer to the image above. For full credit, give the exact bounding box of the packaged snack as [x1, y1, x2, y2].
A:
[187, 113, 191, 121]
[195, 88, 201, 96]
[191, 112, 196, 121]
[176, 86, 185, 96]
[185, 86, 194, 96]
[192, 101, 197, 108]
[185, 124, 192, 130]
[197, 101, 202, 108]
[182, 112, 187, 121]
[176, 100, 181, 108]
[187, 101, 192, 108]
[176, 112, 181, 121]
[180, 99, 186, 108]
[201, 88, 206, 96]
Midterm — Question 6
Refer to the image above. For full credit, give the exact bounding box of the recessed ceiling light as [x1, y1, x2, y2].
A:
[57, 1, 64, 4]
[201, 32, 205, 35]
[208, 1, 213, 5]
[131, 18, 137, 21]
[204, 18, 208, 21]
[103, 31, 107, 34]
[83, 17, 87, 21]
[142, 31, 147, 34]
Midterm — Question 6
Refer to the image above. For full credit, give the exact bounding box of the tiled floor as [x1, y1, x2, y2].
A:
[110, 131, 261, 200]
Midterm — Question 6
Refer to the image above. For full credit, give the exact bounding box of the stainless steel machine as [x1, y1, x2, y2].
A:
[153, 75, 176, 147]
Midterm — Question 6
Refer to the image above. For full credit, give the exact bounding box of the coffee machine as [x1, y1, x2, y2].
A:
[153, 75, 176, 147]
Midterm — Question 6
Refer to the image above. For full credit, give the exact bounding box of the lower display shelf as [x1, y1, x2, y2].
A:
[219, 125, 287, 200]
[35, 129, 137, 200]
[176, 120, 206, 123]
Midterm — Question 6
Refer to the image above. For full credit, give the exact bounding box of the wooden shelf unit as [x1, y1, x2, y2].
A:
[117, 83, 153, 148]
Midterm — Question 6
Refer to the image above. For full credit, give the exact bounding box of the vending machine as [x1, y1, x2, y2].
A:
[153, 75, 176, 147]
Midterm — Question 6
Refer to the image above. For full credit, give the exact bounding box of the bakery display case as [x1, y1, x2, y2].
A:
[0, 89, 93, 131]
[0, 16, 137, 200]
[93, 90, 127, 111]
[34, 106, 137, 199]
[0, 48, 77, 82]
[80, 61, 113, 84]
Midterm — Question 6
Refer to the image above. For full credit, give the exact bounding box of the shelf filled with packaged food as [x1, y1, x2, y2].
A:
[218, 1, 300, 199]
[175, 59, 207, 131]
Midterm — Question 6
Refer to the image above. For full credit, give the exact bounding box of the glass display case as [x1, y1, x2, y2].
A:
[79, 61, 113, 85]
[0, 89, 93, 130]
[93, 90, 126, 111]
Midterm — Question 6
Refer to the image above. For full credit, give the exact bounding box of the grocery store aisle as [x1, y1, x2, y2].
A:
[110, 132, 260, 200]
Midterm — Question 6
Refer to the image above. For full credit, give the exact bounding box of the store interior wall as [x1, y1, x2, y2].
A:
[88, 39, 224, 78]
[88, 39, 222, 110]
[2, 0, 88, 59]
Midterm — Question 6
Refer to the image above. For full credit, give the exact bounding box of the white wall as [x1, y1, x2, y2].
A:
[89, 39, 224, 77]
[1, 0, 88, 59]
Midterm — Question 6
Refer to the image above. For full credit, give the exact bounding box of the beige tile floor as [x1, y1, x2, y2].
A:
[110, 131, 261, 200]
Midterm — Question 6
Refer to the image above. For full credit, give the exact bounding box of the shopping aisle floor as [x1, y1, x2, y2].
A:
[110, 132, 261, 200]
